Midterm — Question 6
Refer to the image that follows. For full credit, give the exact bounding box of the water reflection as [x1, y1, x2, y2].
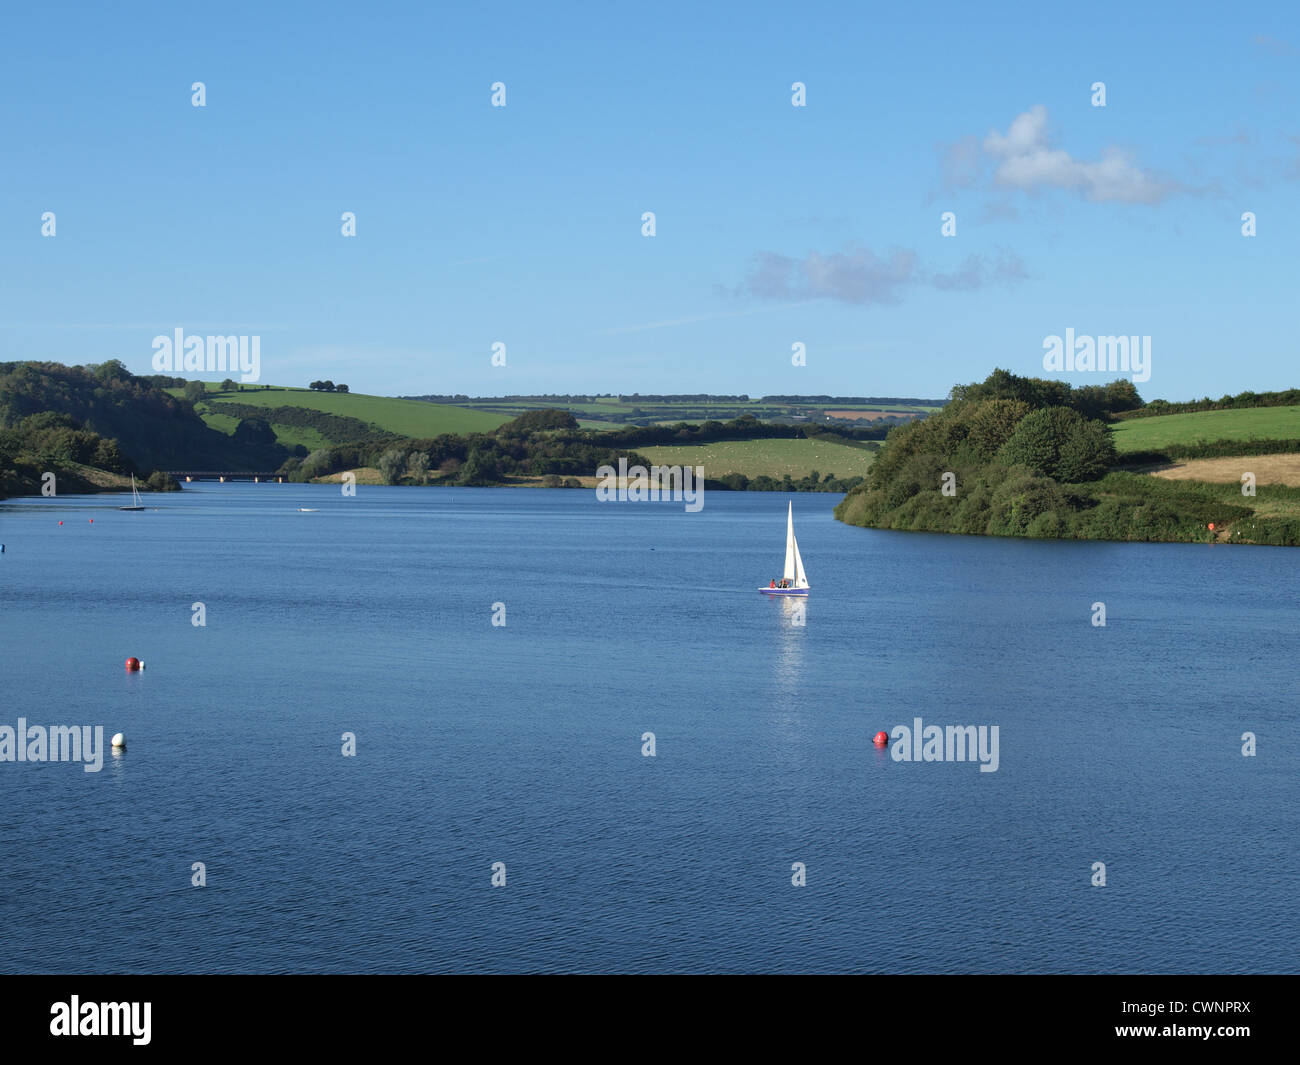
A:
[771, 595, 807, 703]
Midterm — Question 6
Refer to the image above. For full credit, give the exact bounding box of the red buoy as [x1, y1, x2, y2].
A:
[873, 730, 889, 747]
[1208, 522, 1215, 531]
[58, 521, 63, 525]
[125, 657, 141, 671]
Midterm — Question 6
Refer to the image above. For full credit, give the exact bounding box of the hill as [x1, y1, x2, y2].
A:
[834, 369, 1300, 546]
[0, 361, 286, 474]
[1111, 406, 1300, 453]
[182, 384, 508, 449]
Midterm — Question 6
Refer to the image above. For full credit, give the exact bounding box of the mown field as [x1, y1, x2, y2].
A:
[1150, 454, 1300, 486]
[1111, 406, 1300, 452]
[636, 437, 876, 480]
[171, 384, 509, 446]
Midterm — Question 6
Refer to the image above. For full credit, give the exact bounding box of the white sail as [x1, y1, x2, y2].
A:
[782, 502, 810, 588]
[131, 474, 143, 506]
[792, 530, 808, 588]
[783, 502, 796, 580]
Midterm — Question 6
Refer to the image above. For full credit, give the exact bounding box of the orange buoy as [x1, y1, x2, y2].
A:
[1208, 522, 1215, 531]
[125, 657, 141, 671]
[873, 730, 889, 747]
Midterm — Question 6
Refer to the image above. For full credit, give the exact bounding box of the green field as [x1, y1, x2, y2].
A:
[1112, 406, 1300, 453]
[197, 404, 338, 450]
[417, 394, 941, 426]
[172, 384, 509, 444]
[636, 437, 876, 480]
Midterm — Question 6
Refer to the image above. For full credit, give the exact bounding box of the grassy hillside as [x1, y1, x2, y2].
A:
[637, 437, 876, 480]
[1, 361, 287, 472]
[1112, 406, 1300, 453]
[835, 369, 1300, 545]
[175, 384, 508, 446]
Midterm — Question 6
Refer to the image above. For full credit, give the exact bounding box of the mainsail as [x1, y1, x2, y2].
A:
[782, 502, 810, 588]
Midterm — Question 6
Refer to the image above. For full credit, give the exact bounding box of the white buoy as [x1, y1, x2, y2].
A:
[111, 732, 126, 749]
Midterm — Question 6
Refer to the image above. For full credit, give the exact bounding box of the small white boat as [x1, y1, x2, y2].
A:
[297, 508, 318, 512]
[759, 502, 810, 596]
[119, 474, 145, 511]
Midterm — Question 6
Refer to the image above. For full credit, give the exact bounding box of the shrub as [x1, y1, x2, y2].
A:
[1026, 510, 1069, 538]
[988, 472, 1069, 537]
[998, 406, 1115, 482]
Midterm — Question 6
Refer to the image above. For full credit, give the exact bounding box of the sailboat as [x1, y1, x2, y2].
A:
[759, 502, 810, 595]
[119, 474, 145, 511]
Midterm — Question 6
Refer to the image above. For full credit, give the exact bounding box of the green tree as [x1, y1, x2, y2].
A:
[183, 380, 206, 403]
[997, 407, 1114, 482]
[406, 451, 430, 484]
[1055, 417, 1116, 481]
[458, 446, 501, 485]
[377, 448, 408, 484]
[966, 398, 1031, 459]
[94, 359, 131, 384]
[232, 417, 276, 446]
[299, 448, 333, 480]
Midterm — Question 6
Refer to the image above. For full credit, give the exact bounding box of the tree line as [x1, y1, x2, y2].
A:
[273, 407, 872, 491]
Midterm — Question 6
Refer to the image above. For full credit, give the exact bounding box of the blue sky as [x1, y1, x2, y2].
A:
[2, 0, 1297, 401]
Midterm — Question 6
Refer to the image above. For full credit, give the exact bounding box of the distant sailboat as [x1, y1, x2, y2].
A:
[759, 502, 810, 596]
[119, 474, 145, 511]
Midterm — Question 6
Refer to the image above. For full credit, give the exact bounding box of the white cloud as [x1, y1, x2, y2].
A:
[982, 105, 1176, 204]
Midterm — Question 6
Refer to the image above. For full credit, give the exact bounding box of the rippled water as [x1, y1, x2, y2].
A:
[0, 484, 1296, 973]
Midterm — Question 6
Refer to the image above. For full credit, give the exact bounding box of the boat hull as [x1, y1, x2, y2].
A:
[759, 587, 809, 596]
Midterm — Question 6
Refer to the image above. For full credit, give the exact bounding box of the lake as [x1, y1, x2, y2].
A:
[0, 484, 1296, 973]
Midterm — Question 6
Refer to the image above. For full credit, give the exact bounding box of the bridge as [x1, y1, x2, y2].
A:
[165, 471, 286, 483]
